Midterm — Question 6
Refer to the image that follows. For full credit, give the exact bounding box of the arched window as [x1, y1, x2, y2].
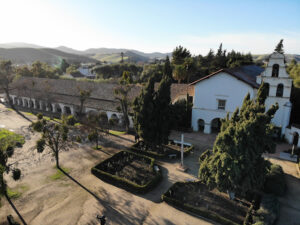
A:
[272, 64, 279, 77]
[264, 83, 270, 96]
[276, 84, 284, 97]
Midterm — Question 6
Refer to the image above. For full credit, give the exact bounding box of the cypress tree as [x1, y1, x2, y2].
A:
[199, 84, 279, 195]
[133, 57, 172, 149]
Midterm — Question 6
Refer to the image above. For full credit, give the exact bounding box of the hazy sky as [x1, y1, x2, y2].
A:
[1, 0, 300, 54]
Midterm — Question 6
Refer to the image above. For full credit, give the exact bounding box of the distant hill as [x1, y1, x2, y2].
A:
[91, 50, 150, 63]
[0, 42, 45, 49]
[253, 54, 300, 63]
[0, 48, 99, 65]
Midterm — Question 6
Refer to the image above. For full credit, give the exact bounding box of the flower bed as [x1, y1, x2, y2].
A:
[91, 151, 162, 194]
[161, 182, 254, 225]
[130, 140, 194, 159]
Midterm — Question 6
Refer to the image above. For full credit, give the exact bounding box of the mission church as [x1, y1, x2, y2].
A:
[190, 52, 293, 137]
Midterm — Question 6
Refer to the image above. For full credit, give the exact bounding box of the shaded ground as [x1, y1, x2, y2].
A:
[0, 105, 213, 225]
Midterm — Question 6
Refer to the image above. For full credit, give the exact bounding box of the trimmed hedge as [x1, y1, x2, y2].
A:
[161, 182, 254, 225]
[91, 151, 162, 194]
[130, 140, 194, 159]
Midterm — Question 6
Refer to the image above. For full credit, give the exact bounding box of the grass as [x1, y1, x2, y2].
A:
[49, 167, 71, 180]
[0, 128, 25, 148]
[7, 187, 22, 199]
[93, 146, 102, 150]
[109, 130, 126, 136]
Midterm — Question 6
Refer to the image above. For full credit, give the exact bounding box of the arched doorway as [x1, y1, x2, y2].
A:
[211, 118, 221, 133]
[198, 119, 205, 132]
[64, 106, 72, 115]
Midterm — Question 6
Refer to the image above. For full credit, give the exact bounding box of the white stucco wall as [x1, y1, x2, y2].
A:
[191, 72, 255, 132]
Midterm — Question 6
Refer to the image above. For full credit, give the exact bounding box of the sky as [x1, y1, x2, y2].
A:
[1, 0, 300, 54]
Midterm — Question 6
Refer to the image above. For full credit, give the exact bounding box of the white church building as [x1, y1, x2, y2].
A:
[191, 52, 293, 137]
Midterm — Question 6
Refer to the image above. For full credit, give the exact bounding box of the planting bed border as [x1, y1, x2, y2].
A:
[161, 182, 254, 225]
[129, 140, 194, 159]
[91, 151, 162, 194]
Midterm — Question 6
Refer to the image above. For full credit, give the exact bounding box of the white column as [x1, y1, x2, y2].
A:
[204, 123, 211, 134]
[282, 102, 292, 136]
[70, 106, 75, 115]
[59, 103, 66, 114]
[33, 99, 37, 109]
[22, 98, 26, 107]
[52, 104, 56, 113]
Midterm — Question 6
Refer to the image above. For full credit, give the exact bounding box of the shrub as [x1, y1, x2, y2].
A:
[66, 115, 77, 126]
[76, 135, 82, 143]
[264, 164, 286, 196]
[32, 120, 43, 132]
[252, 195, 279, 225]
[12, 168, 21, 180]
[6, 146, 14, 157]
[37, 113, 43, 120]
[108, 118, 119, 126]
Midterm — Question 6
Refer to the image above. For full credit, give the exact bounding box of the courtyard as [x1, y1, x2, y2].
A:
[0, 104, 300, 225]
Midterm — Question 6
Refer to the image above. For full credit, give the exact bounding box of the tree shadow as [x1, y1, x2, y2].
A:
[5, 193, 27, 225]
[14, 109, 32, 123]
[58, 167, 102, 202]
[107, 132, 134, 144]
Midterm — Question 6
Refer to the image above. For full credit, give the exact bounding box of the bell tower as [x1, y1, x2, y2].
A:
[256, 52, 293, 135]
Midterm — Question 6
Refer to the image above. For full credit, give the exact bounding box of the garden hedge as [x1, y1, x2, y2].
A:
[161, 182, 254, 225]
[91, 151, 162, 194]
[130, 140, 194, 159]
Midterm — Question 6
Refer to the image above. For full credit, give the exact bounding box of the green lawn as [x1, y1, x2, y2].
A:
[109, 130, 126, 136]
[49, 167, 71, 180]
[0, 129, 25, 149]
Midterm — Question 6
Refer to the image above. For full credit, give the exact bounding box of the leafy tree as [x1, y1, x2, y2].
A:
[120, 52, 124, 63]
[32, 114, 69, 168]
[199, 83, 278, 196]
[140, 63, 163, 82]
[60, 59, 70, 73]
[77, 86, 91, 117]
[171, 98, 193, 130]
[0, 60, 16, 108]
[86, 113, 103, 149]
[114, 71, 132, 132]
[172, 64, 187, 83]
[274, 39, 284, 54]
[172, 45, 191, 65]
[0, 129, 24, 199]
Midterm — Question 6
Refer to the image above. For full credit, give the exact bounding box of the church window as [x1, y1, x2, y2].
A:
[276, 84, 284, 97]
[272, 64, 279, 77]
[218, 99, 226, 110]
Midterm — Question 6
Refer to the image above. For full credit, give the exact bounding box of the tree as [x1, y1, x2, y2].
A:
[172, 45, 191, 65]
[114, 71, 132, 132]
[133, 75, 156, 147]
[60, 59, 70, 73]
[133, 57, 172, 148]
[86, 113, 103, 149]
[120, 52, 124, 63]
[274, 39, 284, 54]
[32, 114, 69, 168]
[77, 86, 91, 117]
[0, 129, 24, 199]
[172, 64, 187, 83]
[0, 60, 16, 108]
[199, 83, 278, 196]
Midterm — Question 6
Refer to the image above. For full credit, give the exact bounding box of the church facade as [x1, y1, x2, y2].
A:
[191, 52, 293, 137]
